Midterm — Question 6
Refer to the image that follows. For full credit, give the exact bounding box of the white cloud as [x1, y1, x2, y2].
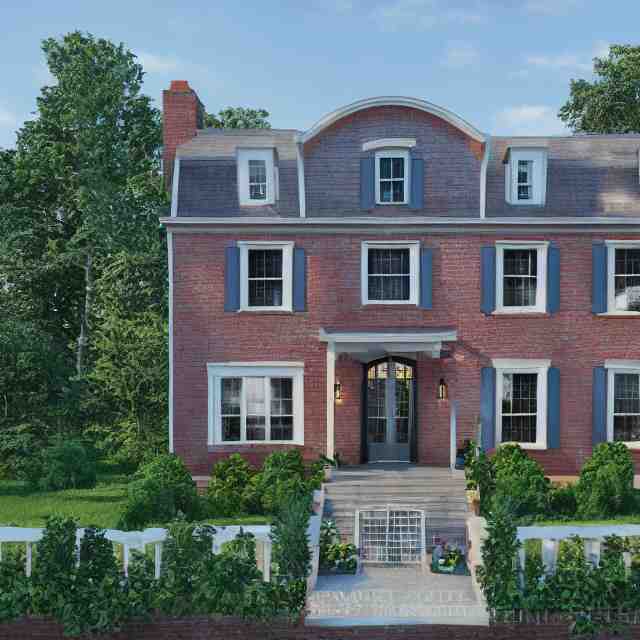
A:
[371, 0, 485, 32]
[494, 105, 568, 136]
[523, 0, 581, 15]
[442, 41, 479, 68]
[136, 51, 181, 74]
[526, 53, 591, 72]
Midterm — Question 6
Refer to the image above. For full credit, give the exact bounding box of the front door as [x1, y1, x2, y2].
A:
[365, 358, 415, 462]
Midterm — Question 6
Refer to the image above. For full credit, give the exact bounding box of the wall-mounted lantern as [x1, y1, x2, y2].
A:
[334, 381, 343, 403]
[437, 378, 448, 401]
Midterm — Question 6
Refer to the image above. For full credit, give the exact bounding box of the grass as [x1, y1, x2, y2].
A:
[534, 515, 640, 527]
[0, 474, 129, 528]
[0, 474, 270, 529]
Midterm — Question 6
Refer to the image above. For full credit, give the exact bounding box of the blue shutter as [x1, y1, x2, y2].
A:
[360, 157, 375, 209]
[592, 243, 608, 314]
[224, 245, 240, 312]
[547, 244, 560, 314]
[420, 247, 433, 310]
[480, 367, 496, 450]
[547, 367, 560, 449]
[592, 366, 607, 445]
[481, 247, 496, 314]
[410, 158, 424, 210]
[293, 247, 306, 312]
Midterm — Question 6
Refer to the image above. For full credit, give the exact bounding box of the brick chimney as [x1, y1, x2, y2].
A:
[162, 80, 204, 189]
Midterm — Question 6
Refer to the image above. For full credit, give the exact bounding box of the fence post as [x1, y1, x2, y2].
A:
[623, 551, 632, 576]
[75, 530, 83, 567]
[541, 539, 558, 575]
[0, 541, 2, 563]
[123, 544, 129, 577]
[584, 539, 601, 567]
[518, 547, 526, 588]
[262, 540, 272, 582]
[25, 542, 32, 577]
[154, 542, 162, 579]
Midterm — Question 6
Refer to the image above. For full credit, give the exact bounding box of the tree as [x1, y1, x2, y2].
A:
[205, 106, 271, 129]
[559, 44, 640, 133]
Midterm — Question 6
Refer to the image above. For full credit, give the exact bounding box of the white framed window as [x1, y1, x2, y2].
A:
[495, 241, 548, 313]
[208, 362, 304, 446]
[239, 241, 293, 311]
[237, 148, 276, 206]
[494, 359, 550, 450]
[606, 360, 640, 447]
[505, 148, 547, 206]
[375, 149, 410, 205]
[361, 241, 420, 305]
[606, 241, 640, 314]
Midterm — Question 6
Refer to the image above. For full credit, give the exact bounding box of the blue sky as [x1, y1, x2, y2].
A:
[1, 0, 640, 149]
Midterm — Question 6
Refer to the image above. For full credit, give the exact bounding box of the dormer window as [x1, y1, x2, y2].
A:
[238, 148, 275, 206]
[375, 149, 410, 205]
[504, 147, 547, 206]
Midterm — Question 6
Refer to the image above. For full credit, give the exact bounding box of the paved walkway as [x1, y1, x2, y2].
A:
[306, 563, 489, 627]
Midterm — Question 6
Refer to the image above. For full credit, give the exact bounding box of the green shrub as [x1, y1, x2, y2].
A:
[206, 454, 254, 517]
[547, 483, 577, 519]
[37, 438, 97, 491]
[464, 442, 495, 515]
[271, 493, 311, 582]
[118, 454, 201, 529]
[491, 445, 550, 518]
[576, 442, 635, 518]
[0, 545, 30, 622]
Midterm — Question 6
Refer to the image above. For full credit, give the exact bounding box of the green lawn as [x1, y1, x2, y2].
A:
[0, 475, 270, 529]
[534, 516, 640, 527]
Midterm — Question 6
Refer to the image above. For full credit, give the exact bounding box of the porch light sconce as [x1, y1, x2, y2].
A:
[437, 378, 448, 401]
[334, 381, 343, 403]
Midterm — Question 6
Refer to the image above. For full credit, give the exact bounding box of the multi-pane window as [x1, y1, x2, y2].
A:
[248, 249, 283, 307]
[500, 372, 538, 444]
[375, 150, 409, 204]
[614, 248, 640, 312]
[613, 373, 640, 442]
[367, 362, 387, 444]
[219, 376, 295, 443]
[361, 242, 419, 305]
[503, 249, 537, 307]
[248, 160, 267, 200]
[368, 248, 410, 301]
[517, 160, 533, 201]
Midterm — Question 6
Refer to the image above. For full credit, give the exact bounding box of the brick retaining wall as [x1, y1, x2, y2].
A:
[2, 617, 639, 640]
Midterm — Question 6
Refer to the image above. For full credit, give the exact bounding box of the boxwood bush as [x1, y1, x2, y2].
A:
[118, 454, 201, 529]
[36, 438, 97, 491]
[576, 441, 635, 518]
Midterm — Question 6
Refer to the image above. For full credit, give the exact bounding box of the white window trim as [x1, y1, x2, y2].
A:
[237, 148, 276, 206]
[493, 358, 550, 450]
[495, 241, 548, 314]
[361, 241, 420, 306]
[207, 362, 304, 446]
[505, 148, 547, 206]
[605, 361, 640, 449]
[363, 138, 416, 152]
[604, 240, 640, 316]
[375, 149, 410, 205]
[239, 241, 293, 312]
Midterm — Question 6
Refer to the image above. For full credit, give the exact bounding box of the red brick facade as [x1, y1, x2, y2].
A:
[171, 230, 640, 477]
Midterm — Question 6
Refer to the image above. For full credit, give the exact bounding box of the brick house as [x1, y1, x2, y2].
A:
[161, 80, 640, 481]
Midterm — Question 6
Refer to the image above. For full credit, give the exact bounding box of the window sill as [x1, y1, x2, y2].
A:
[361, 302, 419, 307]
[208, 442, 303, 451]
[492, 310, 549, 317]
[597, 311, 640, 317]
[609, 441, 640, 450]
[236, 309, 295, 315]
[499, 442, 547, 451]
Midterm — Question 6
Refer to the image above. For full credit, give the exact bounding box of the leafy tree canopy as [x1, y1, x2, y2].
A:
[559, 44, 640, 133]
[205, 106, 271, 129]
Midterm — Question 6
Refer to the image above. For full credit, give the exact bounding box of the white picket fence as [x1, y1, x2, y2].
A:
[515, 523, 640, 576]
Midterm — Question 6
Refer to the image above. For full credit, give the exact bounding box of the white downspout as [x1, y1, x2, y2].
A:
[326, 342, 336, 458]
[479, 136, 491, 219]
[296, 138, 306, 218]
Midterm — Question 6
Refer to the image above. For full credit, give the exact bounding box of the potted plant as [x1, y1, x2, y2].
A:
[431, 542, 469, 575]
[320, 453, 340, 482]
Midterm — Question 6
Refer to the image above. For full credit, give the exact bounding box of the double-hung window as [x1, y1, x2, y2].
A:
[208, 363, 304, 445]
[606, 361, 640, 445]
[237, 148, 276, 205]
[361, 241, 420, 305]
[496, 242, 548, 313]
[494, 359, 549, 449]
[505, 148, 547, 206]
[608, 243, 640, 313]
[375, 149, 409, 205]
[239, 241, 293, 311]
